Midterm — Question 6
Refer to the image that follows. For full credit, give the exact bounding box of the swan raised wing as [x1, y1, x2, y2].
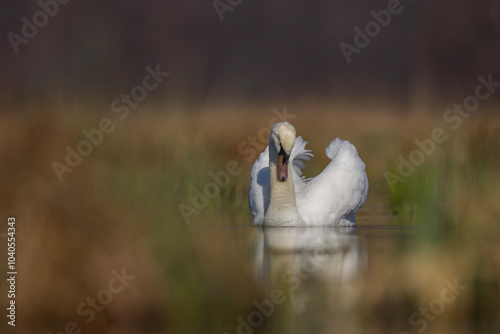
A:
[295, 138, 368, 226]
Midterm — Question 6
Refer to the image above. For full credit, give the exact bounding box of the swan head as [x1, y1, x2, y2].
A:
[270, 122, 296, 182]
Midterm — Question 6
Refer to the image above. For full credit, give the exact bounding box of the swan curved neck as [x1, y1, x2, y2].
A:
[264, 148, 302, 226]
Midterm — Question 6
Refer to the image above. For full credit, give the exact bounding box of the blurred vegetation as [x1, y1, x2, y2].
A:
[388, 118, 500, 243]
[2, 0, 500, 332]
[2, 0, 500, 107]
[0, 103, 499, 333]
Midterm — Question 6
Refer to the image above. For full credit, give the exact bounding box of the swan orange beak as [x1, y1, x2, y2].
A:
[278, 147, 289, 182]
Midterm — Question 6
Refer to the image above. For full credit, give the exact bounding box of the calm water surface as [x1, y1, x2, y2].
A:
[195, 221, 420, 334]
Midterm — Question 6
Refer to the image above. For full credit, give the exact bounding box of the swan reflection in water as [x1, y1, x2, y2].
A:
[252, 227, 367, 328]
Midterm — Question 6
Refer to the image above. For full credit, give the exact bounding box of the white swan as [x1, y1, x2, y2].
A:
[249, 122, 368, 226]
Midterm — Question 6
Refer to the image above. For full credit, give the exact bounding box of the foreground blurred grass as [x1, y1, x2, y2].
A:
[0, 103, 499, 333]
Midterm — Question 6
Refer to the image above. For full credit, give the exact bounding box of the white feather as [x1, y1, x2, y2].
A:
[249, 129, 368, 226]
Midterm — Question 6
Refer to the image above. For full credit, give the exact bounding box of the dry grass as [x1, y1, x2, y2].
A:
[0, 101, 499, 333]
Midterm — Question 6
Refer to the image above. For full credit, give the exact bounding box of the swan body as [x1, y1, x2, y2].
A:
[249, 122, 368, 226]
